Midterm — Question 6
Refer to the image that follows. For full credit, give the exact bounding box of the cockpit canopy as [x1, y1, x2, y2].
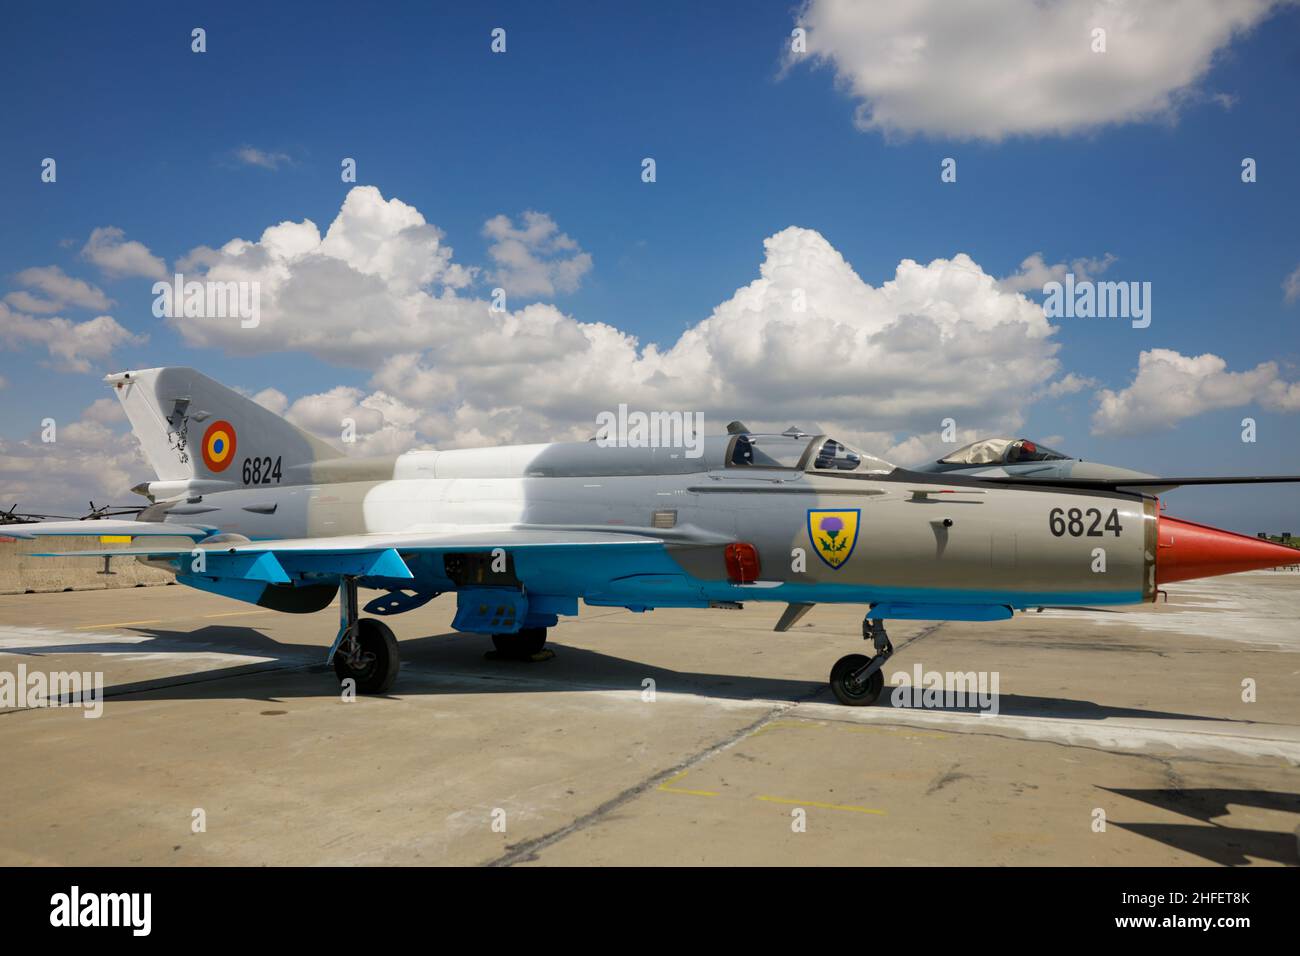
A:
[728, 432, 894, 474]
[938, 437, 1070, 466]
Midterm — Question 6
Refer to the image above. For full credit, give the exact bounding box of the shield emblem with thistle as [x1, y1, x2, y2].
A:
[807, 509, 861, 570]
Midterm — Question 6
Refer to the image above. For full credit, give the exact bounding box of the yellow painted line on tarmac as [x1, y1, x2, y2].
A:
[755, 795, 885, 815]
[751, 717, 947, 741]
[75, 618, 164, 630]
[838, 723, 950, 740]
[750, 718, 827, 736]
[657, 771, 720, 797]
[201, 609, 273, 620]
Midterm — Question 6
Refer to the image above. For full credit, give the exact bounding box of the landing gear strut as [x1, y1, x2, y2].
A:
[329, 576, 400, 694]
[829, 617, 893, 706]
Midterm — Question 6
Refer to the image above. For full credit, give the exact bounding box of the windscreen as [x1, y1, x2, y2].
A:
[939, 437, 1069, 465]
[728, 434, 813, 468]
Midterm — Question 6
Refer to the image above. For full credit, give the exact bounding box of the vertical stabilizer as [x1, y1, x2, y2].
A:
[105, 367, 343, 487]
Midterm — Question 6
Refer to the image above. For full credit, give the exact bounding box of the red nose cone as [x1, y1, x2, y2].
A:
[1157, 515, 1300, 585]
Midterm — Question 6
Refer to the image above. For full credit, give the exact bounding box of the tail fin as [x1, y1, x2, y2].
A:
[106, 367, 343, 490]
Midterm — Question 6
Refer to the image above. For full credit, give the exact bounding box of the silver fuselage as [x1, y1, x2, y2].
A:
[140, 436, 1157, 614]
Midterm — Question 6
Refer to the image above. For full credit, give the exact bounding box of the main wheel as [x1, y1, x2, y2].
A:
[333, 618, 400, 694]
[829, 653, 884, 706]
[491, 627, 547, 658]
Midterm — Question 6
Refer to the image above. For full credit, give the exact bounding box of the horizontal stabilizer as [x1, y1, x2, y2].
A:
[9, 519, 212, 540]
[33, 531, 668, 613]
[39, 527, 664, 560]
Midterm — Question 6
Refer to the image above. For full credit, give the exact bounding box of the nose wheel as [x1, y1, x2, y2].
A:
[829, 654, 885, 705]
[828, 616, 894, 707]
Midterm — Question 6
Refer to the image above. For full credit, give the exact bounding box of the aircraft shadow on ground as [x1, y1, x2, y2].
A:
[17, 623, 1253, 724]
[1101, 787, 1300, 866]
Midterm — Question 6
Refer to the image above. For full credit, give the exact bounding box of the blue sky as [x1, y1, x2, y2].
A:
[2, 0, 1298, 530]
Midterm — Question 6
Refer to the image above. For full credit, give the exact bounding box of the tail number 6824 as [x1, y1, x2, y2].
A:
[1049, 507, 1122, 537]
[242, 456, 282, 485]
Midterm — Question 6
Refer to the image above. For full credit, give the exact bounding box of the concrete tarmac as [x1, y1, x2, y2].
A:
[1, 572, 1297, 866]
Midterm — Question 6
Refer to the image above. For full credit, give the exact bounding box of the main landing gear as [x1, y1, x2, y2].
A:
[829, 617, 894, 706]
[330, 577, 400, 694]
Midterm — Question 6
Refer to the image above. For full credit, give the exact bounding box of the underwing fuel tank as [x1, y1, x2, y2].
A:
[1157, 514, 1300, 584]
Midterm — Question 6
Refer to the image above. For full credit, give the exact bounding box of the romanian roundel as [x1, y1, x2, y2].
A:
[201, 420, 237, 472]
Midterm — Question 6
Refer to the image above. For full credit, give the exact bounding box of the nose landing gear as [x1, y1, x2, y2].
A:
[829, 617, 894, 706]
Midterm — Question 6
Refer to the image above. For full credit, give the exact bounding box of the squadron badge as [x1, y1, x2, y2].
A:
[807, 509, 860, 570]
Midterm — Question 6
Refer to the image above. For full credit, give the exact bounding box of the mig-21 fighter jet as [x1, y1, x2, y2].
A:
[14, 368, 1300, 706]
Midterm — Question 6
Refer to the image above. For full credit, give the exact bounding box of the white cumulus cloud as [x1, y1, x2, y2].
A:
[0, 302, 145, 373]
[167, 186, 1069, 453]
[233, 145, 292, 170]
[790, 0, 1287, 140]
[172, 186, 475, 361]
[5, 266, 112, 313]
[81, 226, 168, 280]
[997, 252, 1116, 294]
[1284, 263, 1300, 304]
[0, 399, 148, 516]
[280, 385, 421, 458]
[1092, 348, 1300, 436]
[1044, 372, 1099, 398]
[483, 211, 592, 297]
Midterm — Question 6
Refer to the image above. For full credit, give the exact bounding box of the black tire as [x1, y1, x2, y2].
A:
[491, 627, 547, 658]
[829, 653, 884, 706]
[333, 618, 400, 694]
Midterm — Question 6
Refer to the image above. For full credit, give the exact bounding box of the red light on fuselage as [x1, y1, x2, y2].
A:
[725, 543, 760, 583]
